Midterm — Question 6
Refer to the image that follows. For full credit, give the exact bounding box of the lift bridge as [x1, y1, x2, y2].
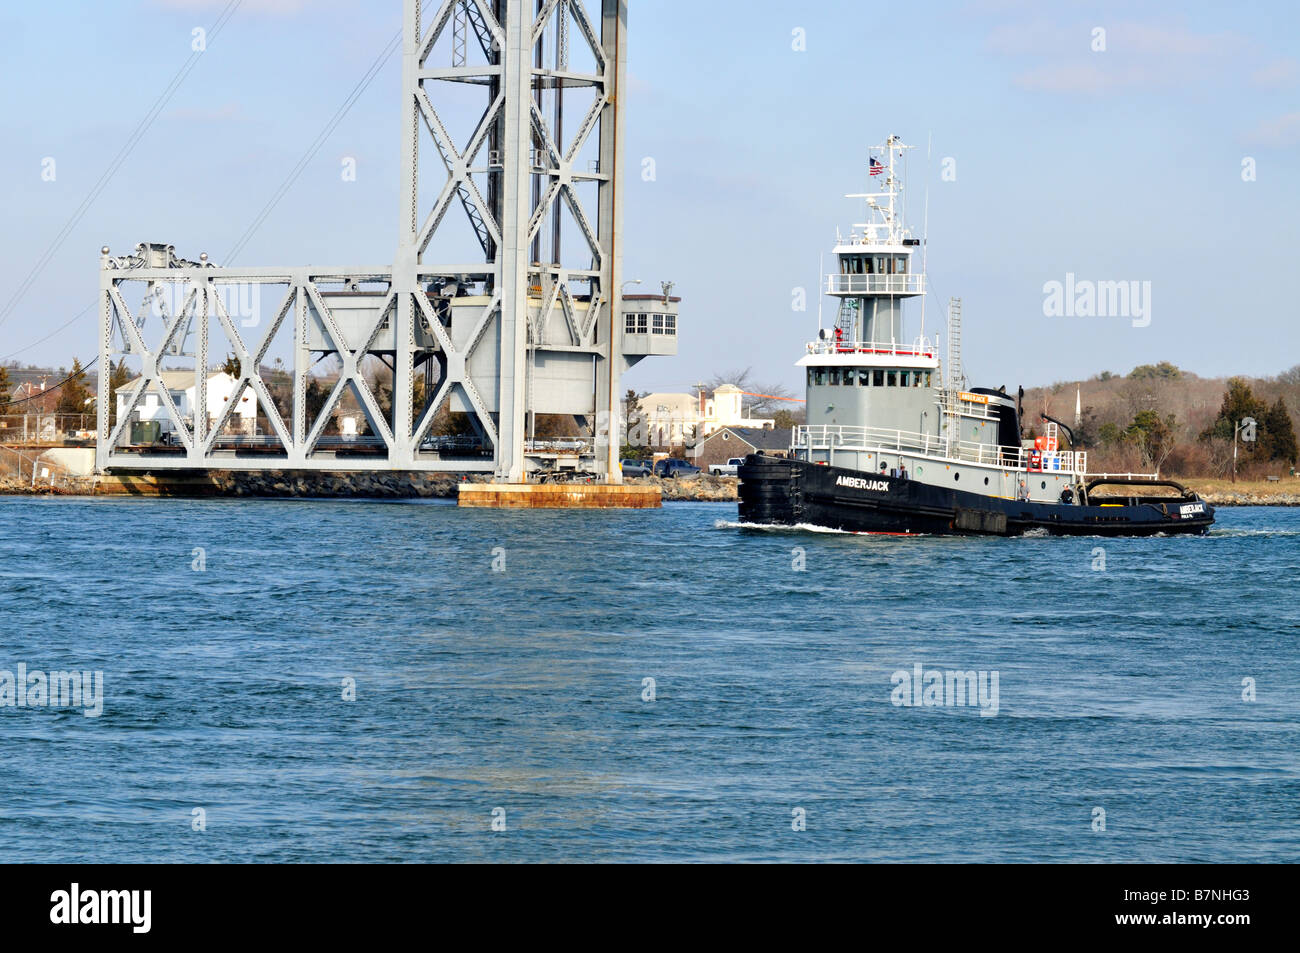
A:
[96, 0, 676, 483]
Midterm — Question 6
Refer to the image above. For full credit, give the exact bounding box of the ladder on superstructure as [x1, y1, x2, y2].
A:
[941, 296, 963, 452]
[945, 296, 963, 391]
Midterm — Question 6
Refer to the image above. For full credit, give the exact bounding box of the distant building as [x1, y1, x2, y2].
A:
[691, 426, 793, 468]
[636, 384, 774, 448]
[115, 371, 258, 435]
[8, 380, 59, 414]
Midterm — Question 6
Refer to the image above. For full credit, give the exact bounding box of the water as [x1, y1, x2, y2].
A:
[1, 496, 1297, 862]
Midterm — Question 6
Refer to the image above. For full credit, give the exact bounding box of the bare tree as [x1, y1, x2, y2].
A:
[705, 367, 796, 417]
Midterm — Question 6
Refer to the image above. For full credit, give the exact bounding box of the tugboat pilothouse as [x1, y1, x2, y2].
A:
[738, 136, 1214, 536]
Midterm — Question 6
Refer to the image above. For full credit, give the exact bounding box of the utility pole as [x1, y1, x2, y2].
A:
[1233, 416, 1257, 483]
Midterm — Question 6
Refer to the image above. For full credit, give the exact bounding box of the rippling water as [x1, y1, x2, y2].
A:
[1, 496, 1296, 862]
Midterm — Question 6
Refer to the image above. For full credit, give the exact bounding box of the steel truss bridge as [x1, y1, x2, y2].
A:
[97, 0, 670, 481]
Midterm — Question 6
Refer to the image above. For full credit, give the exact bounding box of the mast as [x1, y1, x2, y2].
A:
[835, 135, 923, 347]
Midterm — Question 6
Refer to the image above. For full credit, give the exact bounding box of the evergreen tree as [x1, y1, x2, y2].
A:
[266, 357, 292, 421]
[1262, 397, 1298, 464]
[623, 388, 645, 448]
[108, 359, 131, 427]
[55, 359, 92, 428]
[1201, 378, 1266, 443]
[1125, 410, 1177, 465]
[772, 408, 798, 430]
[1129, 361, 1182, 380]
[304, 376, 337, 435]
[0, 363, 11, 417]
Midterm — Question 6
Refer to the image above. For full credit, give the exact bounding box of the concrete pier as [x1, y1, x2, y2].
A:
[456, 483, 661, 509]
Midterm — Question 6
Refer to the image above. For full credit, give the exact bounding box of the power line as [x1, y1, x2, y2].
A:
[0, 303, 96, 363]
[0, 0, 243, 333]
[222, 5, 422, 264]
[5, 1, 428, 361]
[3, 356, 99, 405]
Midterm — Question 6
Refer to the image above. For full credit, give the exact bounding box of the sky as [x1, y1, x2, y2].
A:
[2, 0, 1298, 396]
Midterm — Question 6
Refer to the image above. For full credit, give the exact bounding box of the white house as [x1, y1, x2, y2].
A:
[116, 371, 258, 435]
[635, 383, 774, 448]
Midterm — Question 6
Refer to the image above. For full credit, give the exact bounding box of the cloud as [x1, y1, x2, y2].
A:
[1013, 63, 1154, 95]
[149, 0, 314, 13]
[164, 102, 245, 121]
[1116, 21, 1243, 57]
[1251, 58, 1300, 89]
[985, 20, 1069, 56]
[989, 17, 1262, 96]
[1244, 111, 1300, 147]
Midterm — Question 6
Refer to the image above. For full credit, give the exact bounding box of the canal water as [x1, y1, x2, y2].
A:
[1, 497, 1296, 862]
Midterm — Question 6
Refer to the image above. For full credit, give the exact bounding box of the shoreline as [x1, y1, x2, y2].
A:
[1, 471, 1296, 505]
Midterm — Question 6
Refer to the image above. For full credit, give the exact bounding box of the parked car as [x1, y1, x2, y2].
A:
[708, 457, 746, 476]
[653, 458, 701, 478]
[620, 458, 652, 477]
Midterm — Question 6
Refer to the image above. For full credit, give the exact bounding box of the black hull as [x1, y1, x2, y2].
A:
[737, 455, 1215, 537]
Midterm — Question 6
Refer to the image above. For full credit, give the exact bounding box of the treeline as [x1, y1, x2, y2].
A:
[1026, 362, 1299, 477]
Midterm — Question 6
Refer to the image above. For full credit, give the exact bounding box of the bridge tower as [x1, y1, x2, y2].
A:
[97, 1, 674, 485]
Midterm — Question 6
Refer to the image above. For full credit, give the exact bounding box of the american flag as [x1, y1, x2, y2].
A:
[869, 156, 883, 176]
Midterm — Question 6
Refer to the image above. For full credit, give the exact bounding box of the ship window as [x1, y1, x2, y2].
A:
[896, 256, 907, 274]
[873, 369, 884, 387]
[914, 372, 923, 387]
[664, 314, 676, 335]
[886, 370, 897, 387]
[924, 371, 933, 387]
[813, 369, 826, 386]
[954, 472, 960, 481]
[864, 257, 874, 274]
[651, 313, 665, 334]
[858, 369, 870, 386]
[899, 370, 911, 387]
[635, 313, 648, 333]
[829, 368, 840, 385]
[877, 257, 888, 274]
[625, 313, 637, 334]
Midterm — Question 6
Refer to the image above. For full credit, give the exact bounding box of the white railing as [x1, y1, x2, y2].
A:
[793, 425, 1089, 475]
[946, 390, 1000, 421]
[824, 273, 926, 295]
[1085, 471, 1160, 481]
[805, 338, 937, 358]
[526, 437, 593, 454]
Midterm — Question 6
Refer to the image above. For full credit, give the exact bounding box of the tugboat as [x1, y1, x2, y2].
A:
[738, 136, 1214, 536]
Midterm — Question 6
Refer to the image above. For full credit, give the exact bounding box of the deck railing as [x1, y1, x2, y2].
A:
[793, 424, 1089, 475]
[805, 339, 937, 358]
[824, 274, 926, 295]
